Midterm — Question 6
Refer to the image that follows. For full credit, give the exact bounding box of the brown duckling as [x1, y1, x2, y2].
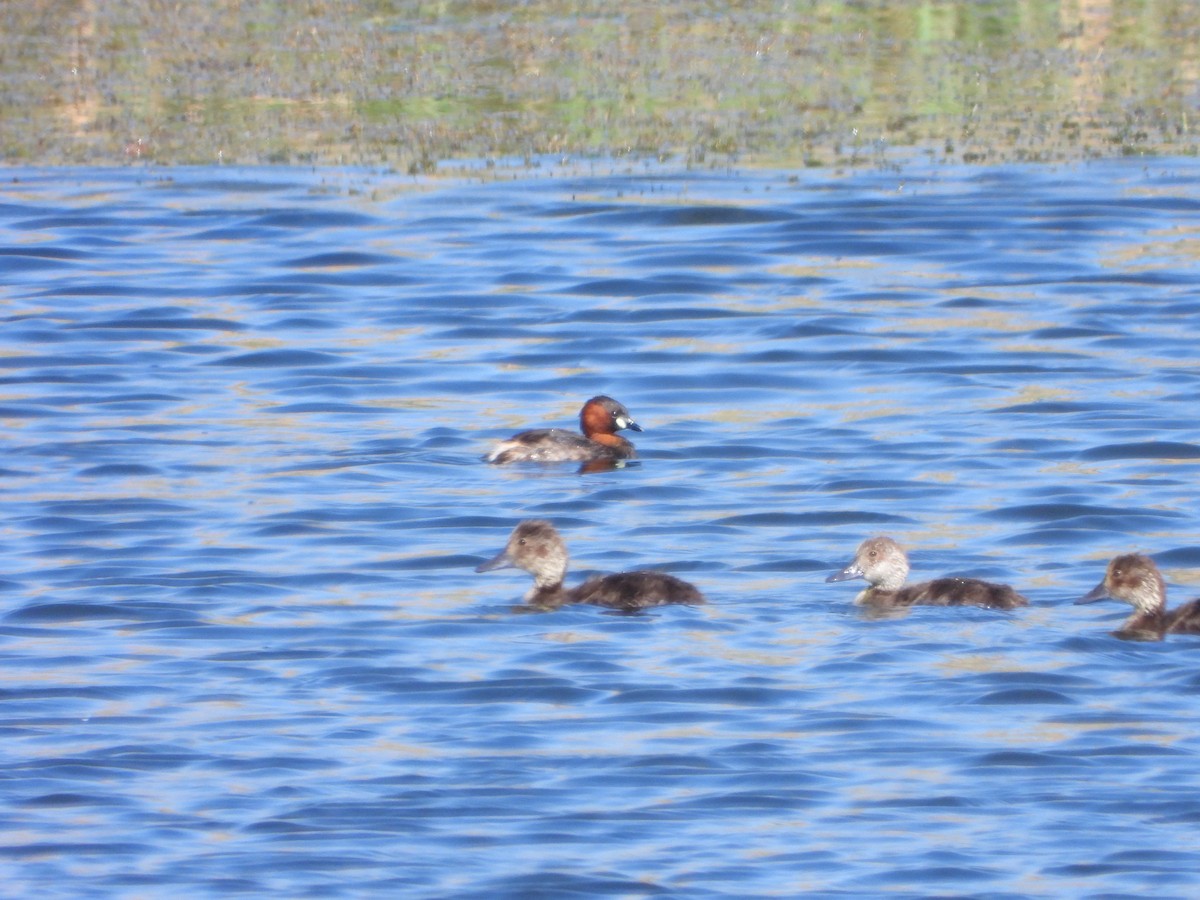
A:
[1075, 553, 1200, 641]
[475, 519, 703, 611]
[826, 535, 1028, 610]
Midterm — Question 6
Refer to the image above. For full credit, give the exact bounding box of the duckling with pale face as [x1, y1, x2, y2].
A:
[485, 396, 642, 465]
[826, 535, 1028, 610]
[1075, 553, 1200, 641]
[475, 519, 704, 612]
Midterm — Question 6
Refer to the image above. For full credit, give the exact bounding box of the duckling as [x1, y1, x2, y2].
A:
[1075, 553, 1200, 641]
[826, 535, 1027, 610]
[475, 519, 703, 611]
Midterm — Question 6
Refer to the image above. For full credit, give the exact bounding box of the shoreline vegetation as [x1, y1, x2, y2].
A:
[3, 1, 1197, 175]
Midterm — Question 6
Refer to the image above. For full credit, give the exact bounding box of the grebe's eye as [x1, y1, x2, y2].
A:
[518, 538, 526, 546]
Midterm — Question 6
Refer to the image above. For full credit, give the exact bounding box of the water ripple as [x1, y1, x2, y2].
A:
[3, 159, 1200, 897]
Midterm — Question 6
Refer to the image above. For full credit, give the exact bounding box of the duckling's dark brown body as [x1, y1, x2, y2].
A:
[568, 571, 702, 610]
[1167, 601, 1200, 634]
[854, 577, 1028, 610]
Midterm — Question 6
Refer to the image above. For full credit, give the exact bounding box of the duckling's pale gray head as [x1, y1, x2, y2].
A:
[476, 519, 569, 589]
[1076, 553, 1164, 614]
[827, 536, 910, 592]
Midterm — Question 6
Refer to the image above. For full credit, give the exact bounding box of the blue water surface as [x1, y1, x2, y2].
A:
[2, 157, 1200, 897]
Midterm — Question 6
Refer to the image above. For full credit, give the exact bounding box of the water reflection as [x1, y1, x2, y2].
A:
[1, 3, 1197, 168]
